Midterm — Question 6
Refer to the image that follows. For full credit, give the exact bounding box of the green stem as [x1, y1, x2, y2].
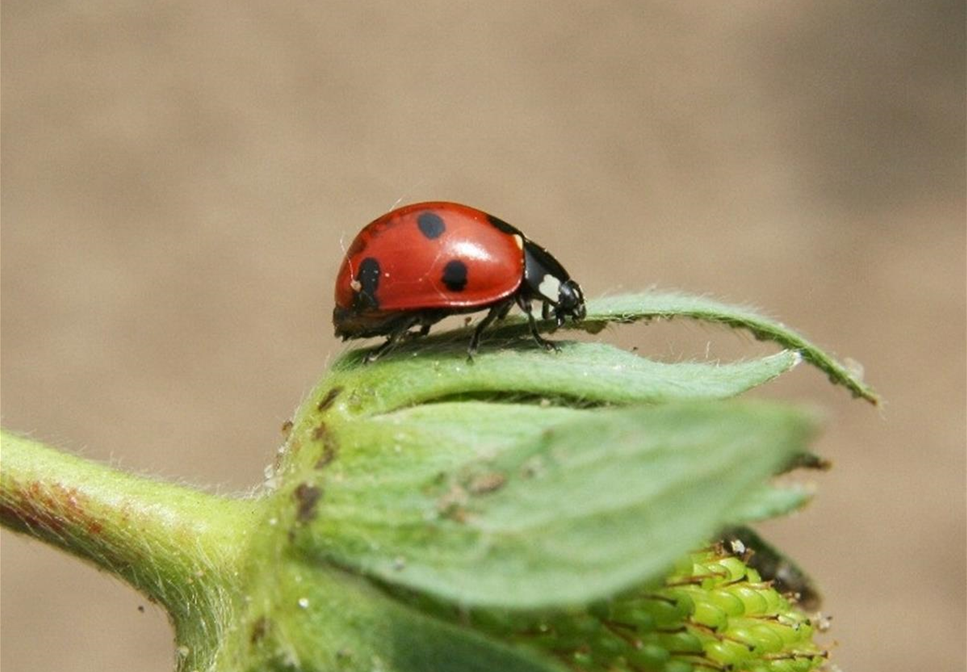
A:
[0, 430, 256, 670]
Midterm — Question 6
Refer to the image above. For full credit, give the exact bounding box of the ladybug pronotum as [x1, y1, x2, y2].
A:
[333, 202, 586, 361]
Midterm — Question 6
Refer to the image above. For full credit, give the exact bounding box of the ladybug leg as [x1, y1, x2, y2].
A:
[413, 312, 447, 339]
[365, 315, 420, 363]
[516, 296, 561, 353]
[540, 301, 566, 328]
[467, 299, 513, 361]
[496, 300, 514, 321]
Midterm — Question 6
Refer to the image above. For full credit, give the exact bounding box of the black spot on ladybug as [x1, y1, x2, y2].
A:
[442, 259, 468, 292]
[487, 214, 521, 235]
[417, 211, 446, 239]
[353, 257, 381, 310]
[294, 482, 322, 523]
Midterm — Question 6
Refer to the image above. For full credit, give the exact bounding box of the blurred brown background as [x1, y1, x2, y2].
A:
[2, 2, 964, 671]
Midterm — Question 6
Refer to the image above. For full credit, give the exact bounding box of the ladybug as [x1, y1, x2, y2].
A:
[333, 202, 586, 361]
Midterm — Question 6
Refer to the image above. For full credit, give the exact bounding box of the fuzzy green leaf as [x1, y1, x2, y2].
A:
[406, 291, 877, 404]
[580, 292, 877, 403]
[220, 564, 565, 672]
[323, 342, 801, 417]
[727, 482, 814, 522]
[291, 401, 816, 609]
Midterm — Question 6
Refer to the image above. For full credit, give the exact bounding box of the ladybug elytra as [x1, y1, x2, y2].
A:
[333, 202, 585, 361]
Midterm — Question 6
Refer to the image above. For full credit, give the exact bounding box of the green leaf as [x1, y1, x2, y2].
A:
[219, 563, 564, 672]
[727, 482, 814, 522]
[291, 401, 816, 609]
[582, 293, 878, 404]
[405, 291, 878, 404]
[324, 342, 801, 416]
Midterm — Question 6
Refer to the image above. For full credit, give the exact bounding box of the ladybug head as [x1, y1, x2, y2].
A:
[554, 279, 586, 325]
[522, 240, 586, 326]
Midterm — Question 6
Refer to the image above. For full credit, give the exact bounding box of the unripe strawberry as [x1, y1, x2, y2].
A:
[485, 543, 828, 672]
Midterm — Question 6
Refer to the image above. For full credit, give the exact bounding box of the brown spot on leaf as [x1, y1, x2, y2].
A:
[787, 453, 833, 471]
[437, 484, 469, 522]
[293, 483, 323, 523]
[274, 435, 302, 471]
[520, 455, 545, 479]
[316, 386, 344, 412]
[250, 616, 271, 644]
[281, 419, 294, 436]
[315, 444, 338, 470]
[311, 422, 339, 469]
[467, 471, 507, 495]
[311, 423, 329, 441]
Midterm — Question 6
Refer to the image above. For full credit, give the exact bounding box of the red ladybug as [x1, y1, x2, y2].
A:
[333, 202, 585, 361]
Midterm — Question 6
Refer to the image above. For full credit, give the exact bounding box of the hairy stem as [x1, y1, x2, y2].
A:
[0, 430, 255, 670]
